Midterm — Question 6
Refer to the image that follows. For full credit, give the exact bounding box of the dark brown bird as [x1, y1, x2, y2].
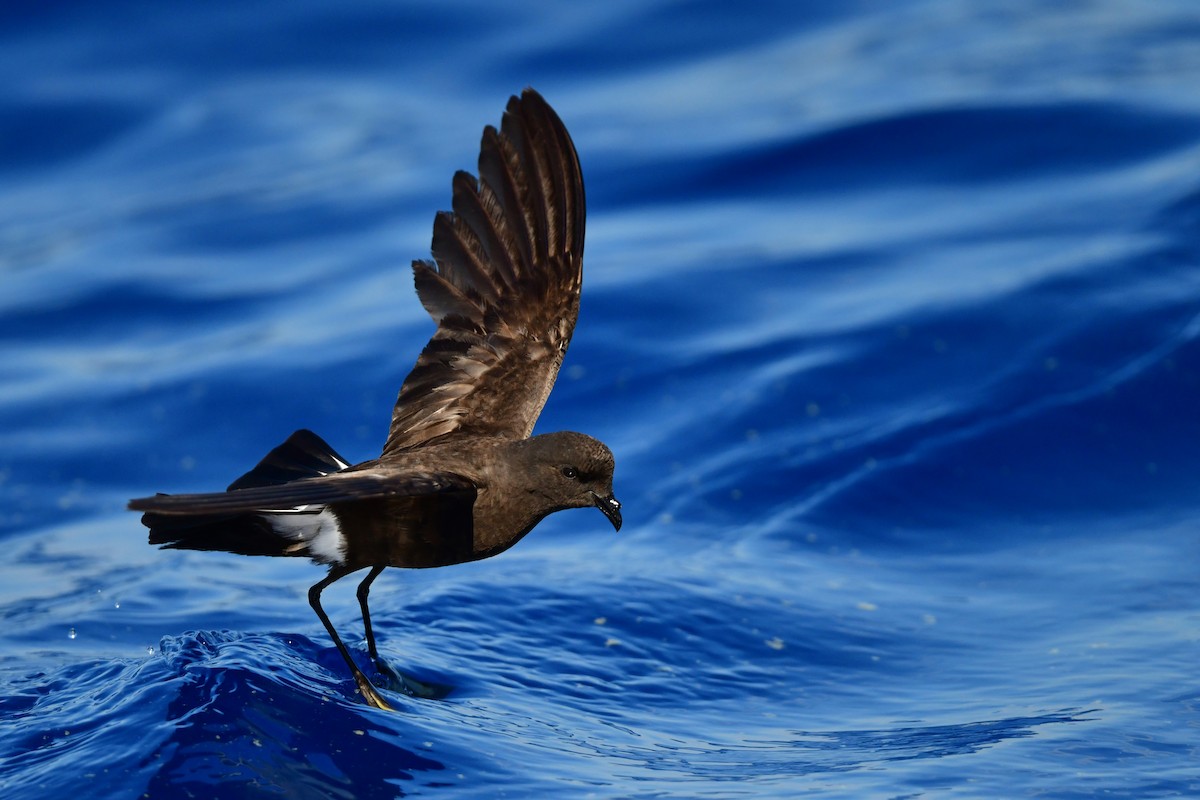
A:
[129, 89, 620, 711]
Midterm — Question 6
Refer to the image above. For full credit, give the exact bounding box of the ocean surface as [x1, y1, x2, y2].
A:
[2, 1, 1199, 797]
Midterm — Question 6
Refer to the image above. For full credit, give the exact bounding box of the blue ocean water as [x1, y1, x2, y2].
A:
[2, 0, 1199, 797]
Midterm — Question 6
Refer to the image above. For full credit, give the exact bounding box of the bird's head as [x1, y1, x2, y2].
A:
[514, 431, 621, 531]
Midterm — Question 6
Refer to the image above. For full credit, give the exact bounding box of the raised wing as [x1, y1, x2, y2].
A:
[382, 88, 585, 455]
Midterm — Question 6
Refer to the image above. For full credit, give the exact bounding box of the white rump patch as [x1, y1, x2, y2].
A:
[265, 508, 346, 566]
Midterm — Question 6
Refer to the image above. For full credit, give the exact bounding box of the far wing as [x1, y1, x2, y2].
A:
[382, 88, 585, 455]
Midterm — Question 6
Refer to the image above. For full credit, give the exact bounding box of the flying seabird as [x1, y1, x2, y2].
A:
[129, 89, 620, 711]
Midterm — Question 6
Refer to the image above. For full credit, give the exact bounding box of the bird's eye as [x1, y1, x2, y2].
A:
[561, 466, 578, 480]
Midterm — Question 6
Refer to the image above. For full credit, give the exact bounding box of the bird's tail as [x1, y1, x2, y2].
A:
[139, 429, 351, 559]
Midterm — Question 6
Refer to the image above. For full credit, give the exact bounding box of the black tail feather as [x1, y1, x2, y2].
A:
[139, 429, 349, 557]
[144, 509, 301, 557]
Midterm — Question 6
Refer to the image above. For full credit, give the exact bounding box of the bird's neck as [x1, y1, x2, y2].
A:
[469, 439, 559, 556]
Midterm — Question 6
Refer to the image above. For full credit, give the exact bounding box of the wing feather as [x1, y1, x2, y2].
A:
[383, 89, 585, 454]
[129, 471, 476, 516]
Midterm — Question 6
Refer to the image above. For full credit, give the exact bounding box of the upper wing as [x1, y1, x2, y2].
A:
[382, 88, 585, 456]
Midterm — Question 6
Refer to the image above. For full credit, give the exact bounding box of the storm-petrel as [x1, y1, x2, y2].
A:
[129, 89, 620, 710]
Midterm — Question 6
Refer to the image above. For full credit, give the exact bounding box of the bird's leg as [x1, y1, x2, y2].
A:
[353, 565, 451, 701]
[309, 569, 393, 711]
[356, 565, 386, 661]
[356, 565, 410, 694]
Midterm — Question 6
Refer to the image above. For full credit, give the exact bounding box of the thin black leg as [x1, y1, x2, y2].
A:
[356, 565, 386, 661]
[308, 568, 393, 711]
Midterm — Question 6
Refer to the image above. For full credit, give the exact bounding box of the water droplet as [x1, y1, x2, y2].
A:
[68, 628, 76, 640]
[147, 646, 155, 656]
[114, 601, 121, 609]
